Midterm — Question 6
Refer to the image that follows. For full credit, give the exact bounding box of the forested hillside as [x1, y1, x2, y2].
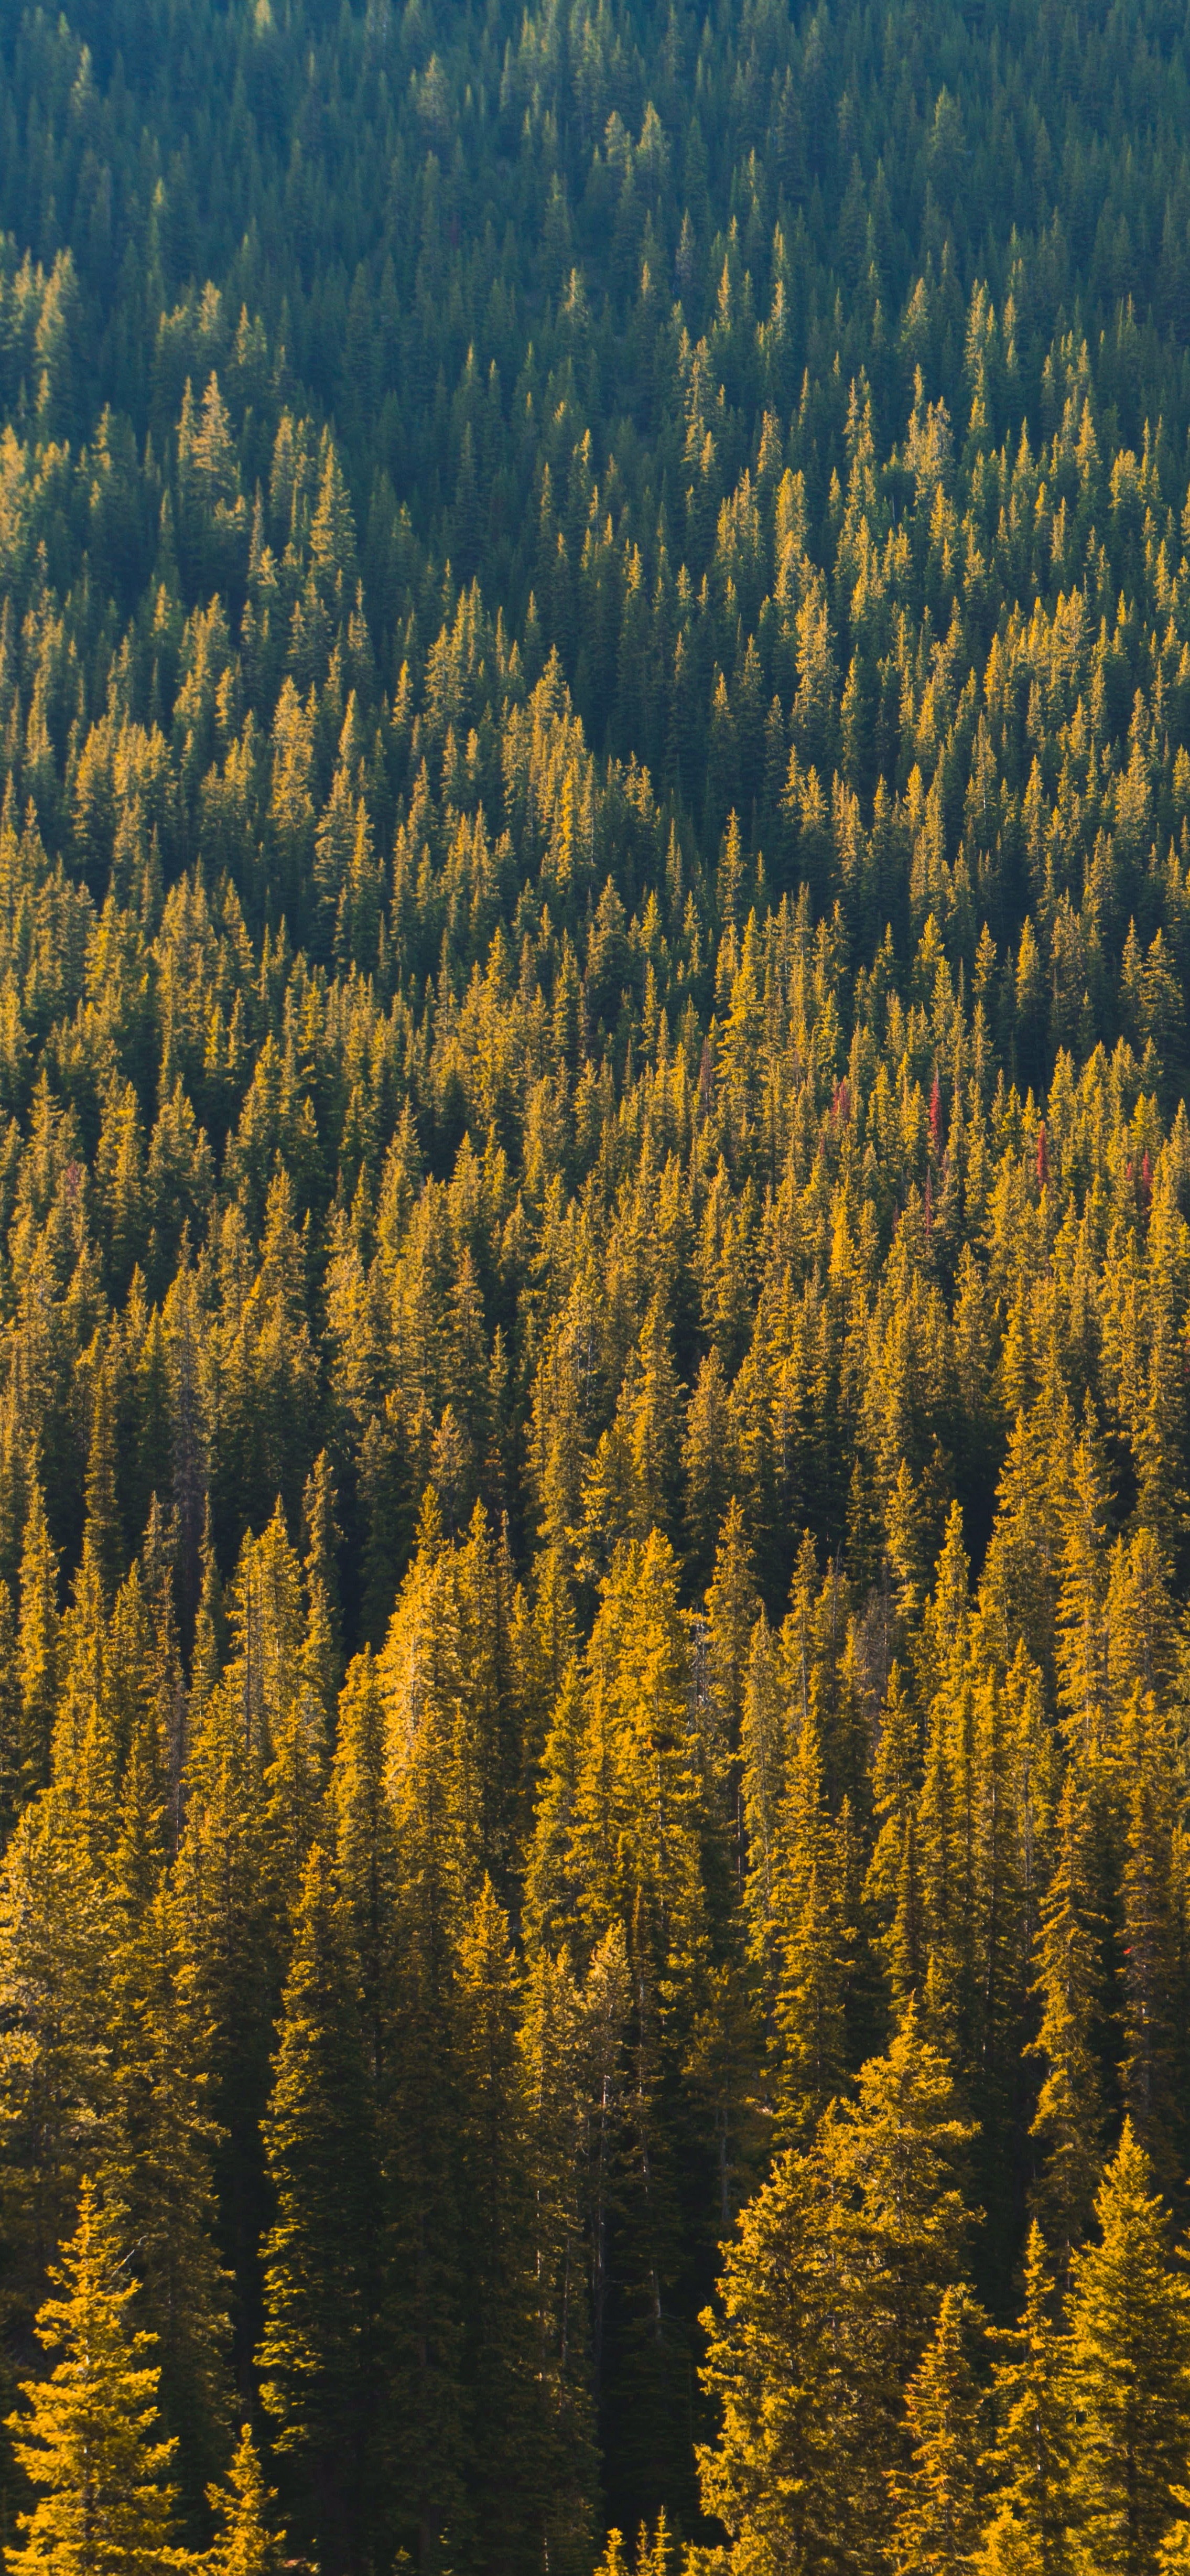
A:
[5, 0, 1190, 2567]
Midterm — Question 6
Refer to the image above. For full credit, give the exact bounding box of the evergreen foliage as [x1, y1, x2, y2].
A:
[5, 0, 1190, 2563]
[6, 2180, 181, 2576]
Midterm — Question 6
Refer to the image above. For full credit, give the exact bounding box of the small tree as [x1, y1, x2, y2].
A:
[888, 2283, 986, 2573]
[204, 2428, 286, 2576]
[6, 2178, 181, 2576]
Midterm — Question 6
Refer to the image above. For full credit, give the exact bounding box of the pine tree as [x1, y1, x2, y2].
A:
[517, 1943, 599, 2576]
[300, 1453, 343, 1737]
[1029, 1768, 1106, 2264]
[1118, 1693, 1181, 2180]
[6, 2179, 181, 2576]
[83, 1345, 126, 1611]
[740, 1610, 789, 2000]
[699, 1999, 980, 2571]
[203, 2428, 287, 2576]
[1054, 1418, 1111, 1760]
[0, 1574, 20, 1838]
[172, 1648, 277, 2421]
[380, 1517, 473, 2575]
[771, 1708, 849, 2143]
[888, 2284, 986, 2574]
[815, 1996, 979, 2536]
[697, 2143, 854, 2574]
[863, 1664, 923, 2011]
[1064, 2121, 1190, 2574]
[104, 1815, 231, 2518]
[329, 1650, 397, 2079]
[258, 1845, 378, 2575]
[703, 1498, 760, 1880]
[455, 1878, 543, 2576]
[684, 1960, 765, 2236]
[976, 2223, 1075, 2575]
[0, 1773, 115, 2331]
[17, 1482, 60, 1804]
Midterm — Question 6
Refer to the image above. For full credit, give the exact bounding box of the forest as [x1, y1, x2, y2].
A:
[5, 0, 1190, 2566]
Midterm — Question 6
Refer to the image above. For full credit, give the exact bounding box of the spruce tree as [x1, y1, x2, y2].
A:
[1029, 1769, 1106, 2265]
[455, 1878, 542, 2576]
[1118, 1694, 1181, 2180]
[258, 1845, 377, 2575]
[104, 1713, 231, 2511]
[976, 2223, 1075, 2575]
[888, 2283, 986, 2574]
[380, 1514, 473, 2576]
[105, 1736, 231, 2519]
[517, 1942, 599, 2576]
[703, 1499, 760, 1874]
[329, 1649, 397, 2079]
[204, 2428, 287, 2576]
[1064, 2121, 1190, 2574]
[820, 1998, 978, 2403]
[6, 2179, 181, 2576]
[17, 1482, 60, 1805]
[771, 1707, 849, 2144]
[697, 2143, 854, 2574]
[862, 1662, 923, 2006]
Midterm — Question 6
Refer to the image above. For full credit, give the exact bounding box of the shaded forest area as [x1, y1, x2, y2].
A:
[5, 0, 1190, 2568]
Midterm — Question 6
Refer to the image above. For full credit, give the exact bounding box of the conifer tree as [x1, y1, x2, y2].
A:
[888, 2283, 986, 2574]
[258, 1845, 378, 2575]
[740, 1610, 789, 2000]
[83, 1346, 126, 1612]
[1029, 1769, 1107, 2265]
[864, 1664, 923, 2010]
[455, 1877, 545, 2576]
[0, 1773, 116, 2324]
[702, 1500, 760, 1876]
[771, 1709, 849, 2143]
[171, 1659, 277, 2390]
[381, 1512, 472, 2574]
[815, 1997, 979, 2526]
[17, 1482, 60, 1804]
[697, 2143, 854, 2574]
[0, 1575, 20, 1838]
[1064, 2122, 1190, 2574]
[518, 1942, 599, 2576]
[329, 1649, 396, 2078]
[6, 2179, 181, 2576]
[204, 2427, 287, 2576]
[976, 2223, 1075, 2575]
[300, 1453, 343, 1736]
[699, 1999, 979, 2569]
[1118, 1694, 1181, 2180]
[105, 1769, 231, 2516]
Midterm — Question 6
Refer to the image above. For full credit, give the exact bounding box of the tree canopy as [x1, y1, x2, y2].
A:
[6, 0, 1190, 2564]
